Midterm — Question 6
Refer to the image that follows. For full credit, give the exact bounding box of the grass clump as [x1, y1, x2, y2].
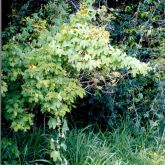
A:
[64, 122, 165, 165]
[2, 121, 165, 165]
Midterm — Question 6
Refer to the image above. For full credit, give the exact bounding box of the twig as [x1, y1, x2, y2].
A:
[66, 0, 79, 11]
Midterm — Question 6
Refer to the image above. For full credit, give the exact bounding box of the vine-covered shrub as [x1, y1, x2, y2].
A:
[2, 0, 151, 163]
[108, 0, 164, 60]
[106, 0, 165, 128]
[70, 0, 165, 130]
[69, 71, 164, 130]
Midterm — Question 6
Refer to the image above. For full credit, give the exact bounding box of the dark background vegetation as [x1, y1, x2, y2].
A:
[2, 0, 140, 29]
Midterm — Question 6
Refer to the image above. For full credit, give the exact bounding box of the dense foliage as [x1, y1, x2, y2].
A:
[2, 0, 164, 164]
[70, 0, 164, 129]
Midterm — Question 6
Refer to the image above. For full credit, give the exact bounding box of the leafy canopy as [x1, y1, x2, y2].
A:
[2, 1, 151, 163]
[2, 0, 151, 133]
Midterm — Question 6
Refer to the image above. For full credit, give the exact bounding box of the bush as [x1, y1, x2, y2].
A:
[2, 0, 159, 163]
[69, 0, 165, 130]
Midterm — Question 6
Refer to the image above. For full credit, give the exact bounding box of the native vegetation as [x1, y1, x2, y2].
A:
[1, 0, 165, 164]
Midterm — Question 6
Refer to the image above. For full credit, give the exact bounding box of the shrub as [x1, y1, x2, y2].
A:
[70, 0, 165, 130]
[2, 0, 151, 163]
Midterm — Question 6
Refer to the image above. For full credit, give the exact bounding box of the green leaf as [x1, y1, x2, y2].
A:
[60, 143, 67, 151]
[48, 118, 57, 129]
[62, 119, 69, 134]
[50, 138, 55, 150]
[50, 150, 60, 162]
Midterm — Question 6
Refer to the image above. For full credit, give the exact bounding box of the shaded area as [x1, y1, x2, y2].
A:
[2, 0, 49, 30]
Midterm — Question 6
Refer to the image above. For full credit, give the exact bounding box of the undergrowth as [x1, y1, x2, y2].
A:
[2, 121, 165, 165]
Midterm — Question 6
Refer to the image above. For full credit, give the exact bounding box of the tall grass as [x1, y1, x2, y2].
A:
[64, 122, 165, 165]
[2, 121, 165, 165]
